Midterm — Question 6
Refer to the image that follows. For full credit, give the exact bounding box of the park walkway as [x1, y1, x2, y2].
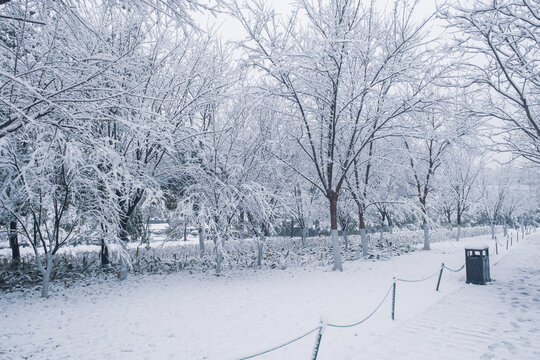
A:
[362, 233, 540, 360]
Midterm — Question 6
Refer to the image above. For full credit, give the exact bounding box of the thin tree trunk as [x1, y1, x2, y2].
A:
[359, 211, 368, 256]
[100, 238, 110, 266]
[490, 222, 495, 240]
[144, 216, 150, 244]
[503, 223, 508, 237]
[120, 215, 129, 242]
[456, 212, 462, 242]
[423, 220, 430, 250]
[215, 239, 223, 275]
[9, 220, 20, 268]
[328, 190, 343, 271]
[301, 227, 307, 247]
[198, 227, 205, 257]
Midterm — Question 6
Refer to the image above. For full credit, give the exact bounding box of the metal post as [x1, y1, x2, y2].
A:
[312, 318, 326, 360]
[436, 264, 444, 292]
[391, 279, 396, 321]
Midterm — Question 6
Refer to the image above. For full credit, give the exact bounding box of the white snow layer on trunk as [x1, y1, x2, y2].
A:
[331, 229, 342, 271]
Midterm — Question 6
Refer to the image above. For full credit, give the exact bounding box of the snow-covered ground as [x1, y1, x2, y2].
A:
[1, 231, 538, 359]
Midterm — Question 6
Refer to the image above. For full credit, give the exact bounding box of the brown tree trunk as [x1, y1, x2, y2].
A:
[358, 212, 366, 230]
[100, 238, 110, 266]
[329, 190, 338, 230]
[9, 220, 20, 268]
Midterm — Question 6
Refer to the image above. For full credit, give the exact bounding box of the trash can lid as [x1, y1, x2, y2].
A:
[464, 245, 489, 250]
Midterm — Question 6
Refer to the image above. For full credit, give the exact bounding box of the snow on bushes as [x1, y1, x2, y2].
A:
[0, 226, 496, 292]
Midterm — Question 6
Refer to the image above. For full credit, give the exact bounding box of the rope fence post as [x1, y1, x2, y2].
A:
[495, 239, 498, 255]
[312, 317, 326, 360]
[391, 278, 396, 321]
[436, 263, 444, 292]
[506, 236, 509, 250]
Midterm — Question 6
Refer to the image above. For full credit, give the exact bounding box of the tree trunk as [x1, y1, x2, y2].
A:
[100, 238, 110, 266]
[490, 222, 495, 240]
[41, 253, 53, 298]
[215, 239, 223, 275]
[503, 223, 508, 237]
[456, 212, 462, 242]
[343, 229, 348, 251]
[198, 227, 205, 257]
[328, 190, 343, 271]
[120, 215, 129, 242]
[423, 221, 430, 250]
[301, 227, 307, 247]
[9, 220, 20, 268]
[359, 228, 368, 256]
[183, 222, 187, 241]
[144, 216, 150, 245]
[358, 211, 368, 256]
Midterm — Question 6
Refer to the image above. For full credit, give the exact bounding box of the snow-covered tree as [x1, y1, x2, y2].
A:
[403, 102, 471, 250]
[439, 148, 483, 240]
[231, 0, 436, 270]
[442, 0, 540, 164]
[479, 166, 512, 240]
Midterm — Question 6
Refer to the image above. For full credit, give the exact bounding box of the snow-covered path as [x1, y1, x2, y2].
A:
[363, 233, 540, 360]
[0, 232, 538, 359]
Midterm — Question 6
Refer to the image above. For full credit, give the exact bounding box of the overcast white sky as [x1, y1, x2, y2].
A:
[196, 0, 440, 43]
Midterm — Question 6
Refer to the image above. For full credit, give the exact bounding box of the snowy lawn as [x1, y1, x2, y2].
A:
[1, 231, 537, 359]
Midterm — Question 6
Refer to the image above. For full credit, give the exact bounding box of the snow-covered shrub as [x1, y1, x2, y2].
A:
[0, 225, 497, 293]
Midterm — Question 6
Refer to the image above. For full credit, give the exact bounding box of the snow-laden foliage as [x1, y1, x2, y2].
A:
[0, 0, 539, 297]
[0, 226, 497, 292]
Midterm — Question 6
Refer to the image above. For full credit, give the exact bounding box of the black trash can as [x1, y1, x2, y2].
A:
[465, 246, 491, 285]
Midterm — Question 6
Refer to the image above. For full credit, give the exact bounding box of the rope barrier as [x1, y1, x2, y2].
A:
[443, 264, 464, 272]
[238, 326, 321, 360]
[327, 283, 394, 328]
[237, 232, 523, 360]
[395, 270, 440, 283]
